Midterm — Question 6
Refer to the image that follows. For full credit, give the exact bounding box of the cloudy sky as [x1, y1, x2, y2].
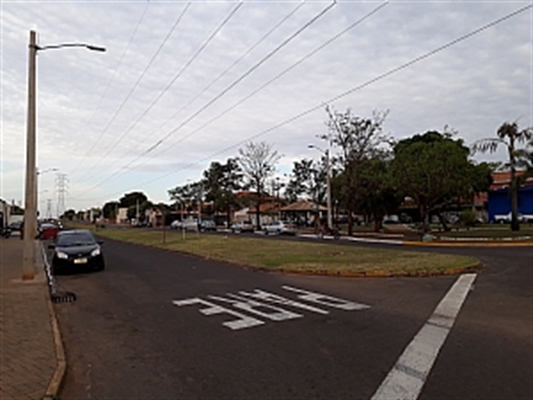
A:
[1, 0, 531, 215]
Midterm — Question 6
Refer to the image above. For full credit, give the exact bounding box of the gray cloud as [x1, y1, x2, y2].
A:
[1, 1, 531, 212]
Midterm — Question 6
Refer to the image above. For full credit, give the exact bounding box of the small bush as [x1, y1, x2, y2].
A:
[460, 210, 477, 229]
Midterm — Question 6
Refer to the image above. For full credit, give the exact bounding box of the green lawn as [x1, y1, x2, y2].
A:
[77, 224, 480, 277]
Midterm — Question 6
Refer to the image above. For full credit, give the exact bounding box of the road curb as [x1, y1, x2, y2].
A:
[43, 290, 67, 400]
[38, 243, 67, 400]
[402, 240, 533, 247]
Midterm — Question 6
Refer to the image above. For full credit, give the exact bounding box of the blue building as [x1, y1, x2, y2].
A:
[488, 185, 533, 222]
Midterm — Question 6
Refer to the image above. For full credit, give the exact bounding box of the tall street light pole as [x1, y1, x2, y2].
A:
[22, 31, 38, 280]
[308, 144, 332, 230]
[22, 30, 105, 280]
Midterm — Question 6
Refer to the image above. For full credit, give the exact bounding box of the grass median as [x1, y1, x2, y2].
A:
[81, 225, 480, 277]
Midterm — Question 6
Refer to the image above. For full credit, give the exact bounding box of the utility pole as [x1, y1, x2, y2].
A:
[22, 30, 37, 280]
[325, 149, 332, 229]
[21, 30, 104, 280]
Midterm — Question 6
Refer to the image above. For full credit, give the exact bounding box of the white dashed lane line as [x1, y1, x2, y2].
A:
[371, 273, 477, 400]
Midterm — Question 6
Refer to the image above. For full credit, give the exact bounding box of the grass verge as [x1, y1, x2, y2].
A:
[79, 224, 480, 277]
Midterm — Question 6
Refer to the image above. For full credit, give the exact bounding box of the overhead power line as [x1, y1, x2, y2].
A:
[69, 1, 151, 177]
[86, 0, 307, 182]
[74, 0, 337, 193]
[71, 3, 531, 203]
[75, 1, 243, 182]
[73, 2, 191, 181]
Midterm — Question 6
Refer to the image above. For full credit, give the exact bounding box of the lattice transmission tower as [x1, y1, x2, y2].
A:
[55, 173, 68, 218]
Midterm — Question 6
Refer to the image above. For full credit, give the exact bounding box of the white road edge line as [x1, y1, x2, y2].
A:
[371, 273, 477, 400]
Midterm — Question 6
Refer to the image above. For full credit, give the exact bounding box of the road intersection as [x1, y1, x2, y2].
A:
[52, 236, 531, 400]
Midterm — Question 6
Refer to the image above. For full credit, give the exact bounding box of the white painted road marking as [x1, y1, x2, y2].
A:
[208, 294, 303, 321]
[173, 287, 370, 330]
[282, 286, 370, 311]
[238, 289, 330, 315]
[172, 297, 265, 330]
[371, 273, 477, 400]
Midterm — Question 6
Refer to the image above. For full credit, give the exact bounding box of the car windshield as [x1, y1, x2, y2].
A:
[56, 232, 96, 247]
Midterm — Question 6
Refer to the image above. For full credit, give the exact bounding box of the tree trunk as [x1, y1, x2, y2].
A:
[419, 205, 428, 237]
[437, 212, 450, 232]
[373, 213, 383, 232]
[255, 200, 261, 229]
[510, 151, 520, 231]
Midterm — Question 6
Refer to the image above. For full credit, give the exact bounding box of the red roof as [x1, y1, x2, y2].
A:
[491, 170, 533, 190]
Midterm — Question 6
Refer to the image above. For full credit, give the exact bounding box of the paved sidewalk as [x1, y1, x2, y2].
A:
[0, 238, 58, 400]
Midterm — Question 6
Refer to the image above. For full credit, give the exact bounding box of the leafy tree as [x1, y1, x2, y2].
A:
[322, 106, 390, 234]
[392, 131, 477, 233]
[62, 209, 76, 221]
[119, 192, 148, 209]
[127, 200, 153, 221]
[285, 158, 326, 204]
[168, 184, 198, 212]
[472, 122, 532, 231]
[354, 154, 402, 231]
[237, 141, 281, 228]
[203, 158, 243, 226]
[102, 201, 120, 220]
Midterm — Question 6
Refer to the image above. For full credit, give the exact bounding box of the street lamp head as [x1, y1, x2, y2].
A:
[35, 43, 106, 52]
[86, 45, 106, 52]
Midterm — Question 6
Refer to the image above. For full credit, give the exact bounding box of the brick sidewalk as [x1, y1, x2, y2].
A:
[0, 238, 58, 400]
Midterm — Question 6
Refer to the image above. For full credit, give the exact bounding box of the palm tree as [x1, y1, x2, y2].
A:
[472, 122, 532, 231]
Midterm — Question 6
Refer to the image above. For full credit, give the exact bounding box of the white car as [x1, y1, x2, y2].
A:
[170, 220, 182, 229]
[263, 221, 296, 236]
[230, 221, 254, 233]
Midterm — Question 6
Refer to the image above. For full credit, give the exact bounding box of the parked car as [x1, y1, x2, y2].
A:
[493, 212, 533, 224]
[230, 220, 254, 234]
[182, 219, 199, 231]
[263, 220, 296, 235]
[48, 230, 105, 274]
[8, 220, 22, 232]
[170, 220, 182, 229]
[39, 222, 59, 240]
[382, 215, 399, 224]
[199, 220, 217, 232]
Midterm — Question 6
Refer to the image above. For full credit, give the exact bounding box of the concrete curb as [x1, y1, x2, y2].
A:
[402, 240, 533, 247]
[305, 233, 533, 247]
[38, 242, 67, 400]
[43, 290, 66, 399]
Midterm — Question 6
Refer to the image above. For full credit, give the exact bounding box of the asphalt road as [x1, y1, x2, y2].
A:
[53, 236, 532, 400]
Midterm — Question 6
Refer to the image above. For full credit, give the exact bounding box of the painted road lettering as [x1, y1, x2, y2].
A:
[238, 289, 330, 315]
[172, 297, 264, 330]
[282, 286, 370, 311]
[208, 294, 303, 321]
[173, 287, 370, 330]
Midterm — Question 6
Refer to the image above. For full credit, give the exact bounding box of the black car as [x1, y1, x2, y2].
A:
[49, 230, 105, 274]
